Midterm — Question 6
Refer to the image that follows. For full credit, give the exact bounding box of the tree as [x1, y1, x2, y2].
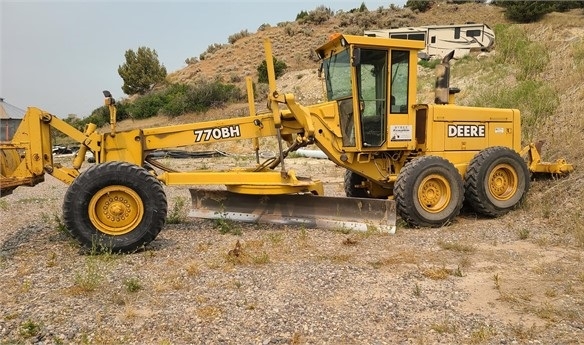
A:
[257, 56, 287, 83]
[118, 47, 167, 95]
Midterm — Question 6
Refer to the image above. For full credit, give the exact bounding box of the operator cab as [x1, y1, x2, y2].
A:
[316, 34, 424, 151]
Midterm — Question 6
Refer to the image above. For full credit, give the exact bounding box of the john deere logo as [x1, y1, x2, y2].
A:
[448, 125, 485, 138]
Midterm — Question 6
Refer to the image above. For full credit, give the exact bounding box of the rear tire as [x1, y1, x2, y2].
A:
[344, 170, 370, 198]
[464, 146, 530, 217]
[395, 156, 464, 228]
[63, 162, 167, 253]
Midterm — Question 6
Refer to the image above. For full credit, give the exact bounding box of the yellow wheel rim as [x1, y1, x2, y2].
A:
[88, 185, 144, 235]
[488, 163, 518, 201]
[418, 174, 451, 213]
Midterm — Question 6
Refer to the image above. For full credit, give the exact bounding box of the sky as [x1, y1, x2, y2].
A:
[1, 0, 406, 118]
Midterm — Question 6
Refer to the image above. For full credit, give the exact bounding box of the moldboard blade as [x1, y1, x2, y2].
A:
[189, 189, 396, 233]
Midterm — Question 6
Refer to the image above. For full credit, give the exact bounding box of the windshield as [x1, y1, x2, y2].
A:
[323, 49, 352, 101]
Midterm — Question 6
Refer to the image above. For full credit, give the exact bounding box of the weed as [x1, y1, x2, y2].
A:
[510, 323, 536, 341]
[535, 302, 558, 321]
[20, 279, 32, 293]
[166, 196, 188, 224]
[196, 305, 222, 320]
[332, 226, 352, 235]
[413, 283, 422, 297]
[72, 258, 103, 293]
[493, 273, 501, 290]
[266, 232, 284, 245]
[185, 262, 200, 276]
[458, 256, 472, 269]
[422, 266, 451, 280]
[20, 319, 41, 338]
[438, 240, 476, 253]
[453, 265, 464, 277]
[290, 332, 304, 345]
[431, 322, 456, 334]
[298, 227, 308, 242]
[18, 197, 47, 204]
[518, 228, 530, 240]
[470, 324, 495, 344]
[124, 277, 142, 292]
[0, 198, 8, 210]
[544, 288, 557, 298]
[252, 251, 270, 265]
[214, 217, 242, 235]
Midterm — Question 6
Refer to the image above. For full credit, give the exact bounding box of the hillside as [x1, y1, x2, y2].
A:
[168, 2, 508, 88]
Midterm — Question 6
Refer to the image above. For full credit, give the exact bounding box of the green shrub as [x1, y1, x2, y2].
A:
[494, 1, 553, 23]
[257, 56, 288, 83]
[295, 10, 309, 21]
[418, 59, 441, 69]
[128, 93, 166, 119]
[405, 0, 431, 12]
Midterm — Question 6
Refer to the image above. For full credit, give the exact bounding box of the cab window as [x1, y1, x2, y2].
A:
[390, 50, 409, 114]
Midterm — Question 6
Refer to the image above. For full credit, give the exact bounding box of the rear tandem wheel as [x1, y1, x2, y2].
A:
[464, 146, 530, 217]
[63, 161, 168, 253]
[394, 156, 464, 228]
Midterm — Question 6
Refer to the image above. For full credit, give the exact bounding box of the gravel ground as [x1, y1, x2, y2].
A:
[1, 156, 583, 345]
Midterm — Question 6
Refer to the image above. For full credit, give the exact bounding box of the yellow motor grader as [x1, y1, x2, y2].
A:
[0, 34, 573, 252]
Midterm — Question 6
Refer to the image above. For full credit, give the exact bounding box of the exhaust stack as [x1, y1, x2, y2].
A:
[434, 50, 455, 105]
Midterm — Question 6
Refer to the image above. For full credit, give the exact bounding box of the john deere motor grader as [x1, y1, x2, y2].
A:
[0, 34, 573, 252]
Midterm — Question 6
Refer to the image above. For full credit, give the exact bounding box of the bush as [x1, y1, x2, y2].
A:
[257, 23, 271, 31]
[494, 1, 553, 23]
[301, 5, 334, 24]
[185, 57, 198, 65]
[295, 10, 308, 21]
[228, 29, 250, 44]
[200, 43, 227, 60]
[257, 57, 288, 83]
[405, 0, 432, 12]
[418, 59, 441, 69]
[125, 82, 243, 118]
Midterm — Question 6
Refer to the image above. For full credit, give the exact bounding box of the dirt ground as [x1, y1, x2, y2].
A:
[0, 154, 582, 344]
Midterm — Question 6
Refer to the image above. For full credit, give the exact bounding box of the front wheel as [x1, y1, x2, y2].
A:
[394, 156, 464, 228]
[63, 162, 167, 253]
[464, 146, 530, 217]
[344, 170, 370, 198]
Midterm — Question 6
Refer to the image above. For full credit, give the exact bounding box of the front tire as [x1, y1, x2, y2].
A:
[344, 170, 370, 198]
[63, 162, 167, 253]
[464, 146, 530, 217]
[395, 156, 464, 228]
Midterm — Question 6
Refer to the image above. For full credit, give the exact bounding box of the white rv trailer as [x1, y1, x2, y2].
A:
[364, 23, 495, 59]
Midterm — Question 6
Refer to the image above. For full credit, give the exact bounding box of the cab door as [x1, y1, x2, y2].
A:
[355, 49, 388, 148]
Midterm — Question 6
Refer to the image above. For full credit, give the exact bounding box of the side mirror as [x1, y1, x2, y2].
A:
[352, 47, 361, 67]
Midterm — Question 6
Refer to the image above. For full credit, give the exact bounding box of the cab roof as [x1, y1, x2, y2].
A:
[315, 34, 425, 59]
